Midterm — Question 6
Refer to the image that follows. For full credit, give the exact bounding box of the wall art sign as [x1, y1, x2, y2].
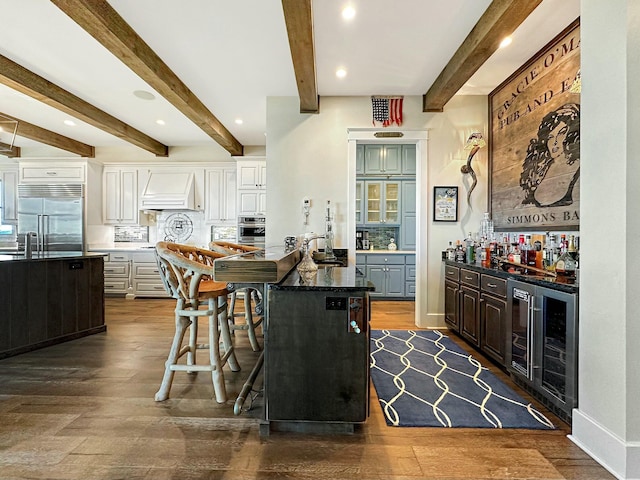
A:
[433, 186, 458, 222]
[489, 19, 580, 231]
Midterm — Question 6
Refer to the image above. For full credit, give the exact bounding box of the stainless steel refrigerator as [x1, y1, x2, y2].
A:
[18, 184, 85, 252]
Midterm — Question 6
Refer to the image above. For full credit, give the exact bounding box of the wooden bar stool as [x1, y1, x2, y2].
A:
[209, 241, 264, 352]
[154, 242, 240, 403]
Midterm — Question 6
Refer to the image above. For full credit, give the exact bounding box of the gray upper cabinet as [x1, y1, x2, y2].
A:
[402, 145, 416, 174]
[356, 145, 365, 175]
[364, 145, 402, 174]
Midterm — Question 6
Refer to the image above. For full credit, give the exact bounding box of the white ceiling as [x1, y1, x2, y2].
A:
[0, 0, 579, 154]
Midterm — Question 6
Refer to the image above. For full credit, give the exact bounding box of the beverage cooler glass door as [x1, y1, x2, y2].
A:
[539, 287, 577, 408]
[509, 283, 535, 382]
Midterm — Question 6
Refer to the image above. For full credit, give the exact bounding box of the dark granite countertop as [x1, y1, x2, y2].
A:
[0, 251, 107, 262]
[271, 265, 374, 292]
[443, 259, 578, 294]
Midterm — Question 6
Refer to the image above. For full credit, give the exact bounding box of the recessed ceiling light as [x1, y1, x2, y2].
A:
[235, 119, 243, 125]
[156, 119, 166, 125]
[63, 119, 76, 126]
[342, 6, 355, 20]
[499, 36, 512, 48]
[336, 68, 347, 79]
[133, 90, 156, 100]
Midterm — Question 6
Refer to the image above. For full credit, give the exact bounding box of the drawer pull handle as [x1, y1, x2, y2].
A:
[447, 271, 455, 275]
[487, 283, 498, 288]
[464, 276, 473, 280]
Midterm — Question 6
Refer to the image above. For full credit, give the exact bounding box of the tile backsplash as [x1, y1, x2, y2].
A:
[114, 226, 149, 243]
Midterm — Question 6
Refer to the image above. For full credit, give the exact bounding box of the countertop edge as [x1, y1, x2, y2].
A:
[443, 260, 579, 294]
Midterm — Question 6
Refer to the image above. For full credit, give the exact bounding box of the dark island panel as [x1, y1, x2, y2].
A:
[0, 255, 106, 360]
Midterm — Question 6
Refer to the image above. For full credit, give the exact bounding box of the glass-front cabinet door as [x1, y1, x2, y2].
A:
[355, 180, 364, 225]
[384, 181, 400, 224]
[365, 181, 382, 224]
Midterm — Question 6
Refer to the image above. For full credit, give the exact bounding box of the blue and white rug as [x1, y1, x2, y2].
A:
[370, 330, 555, 429]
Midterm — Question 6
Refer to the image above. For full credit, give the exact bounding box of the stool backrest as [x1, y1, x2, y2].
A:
[155, 242, 226, 300]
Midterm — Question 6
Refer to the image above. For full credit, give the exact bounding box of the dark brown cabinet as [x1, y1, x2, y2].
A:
[459, 268, 480, 348]
[480, 274, 507, 366]
[0, 255, 105, 359]
[443, 265, 460, 332]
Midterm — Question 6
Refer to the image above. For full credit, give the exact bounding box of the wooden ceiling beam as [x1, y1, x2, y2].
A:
[52, 0, 243, 156]
[282, 0, 319, 113]
[0, 55, 167, 157]
[0, 142, 21, 158]
[0, 111, 95, 158]
[423, 0, 542, 112]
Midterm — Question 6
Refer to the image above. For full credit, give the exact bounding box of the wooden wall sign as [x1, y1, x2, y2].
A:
[489, 19, 580, 231]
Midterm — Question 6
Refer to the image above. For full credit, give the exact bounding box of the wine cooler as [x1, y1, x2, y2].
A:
[507, 280, 578, 423]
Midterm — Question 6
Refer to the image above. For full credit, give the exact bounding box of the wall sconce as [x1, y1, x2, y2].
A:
[0, 113, 19, 153]
[461, 132, 486, 209]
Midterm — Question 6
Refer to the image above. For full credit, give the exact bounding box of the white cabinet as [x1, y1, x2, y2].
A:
[237, 160, 266, 189]
[205, 166, 237, 224]
[19, 162, 86, 183]
[1, 168, 18, 224]
[103, 167, 138, 224]
[131, 251, 169, 298]
[237, 159, 266, 216]
[104, 252, 132, 296]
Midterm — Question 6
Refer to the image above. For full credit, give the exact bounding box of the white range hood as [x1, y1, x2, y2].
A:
[140, 172, 196, 210]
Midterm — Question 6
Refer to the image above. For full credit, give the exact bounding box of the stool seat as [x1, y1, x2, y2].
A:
[154, 242, 240, 404]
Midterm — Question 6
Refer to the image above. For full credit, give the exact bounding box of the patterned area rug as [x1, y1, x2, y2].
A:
[370, 330, 555, 429]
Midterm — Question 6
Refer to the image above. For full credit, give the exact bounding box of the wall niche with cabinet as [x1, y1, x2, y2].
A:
[356, 144, 416, 252]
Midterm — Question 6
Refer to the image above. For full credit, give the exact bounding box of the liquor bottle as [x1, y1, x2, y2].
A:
[455, 240, 466, 263]
[480, 212, 494, 241]
[446, 241, 456, 261]
[555, 234, 578, 276]
[465, 232, 475, 264]
[521, 234, 536, 272]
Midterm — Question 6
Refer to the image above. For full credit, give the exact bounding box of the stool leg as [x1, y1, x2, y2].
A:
[244, 289, 261, 352]
[219, 295, 241, 373]
[228, 290, 238, 333]
[155, 308, 191, 401]
[187, 299, 199, 367]
[209, 296, 227, 403]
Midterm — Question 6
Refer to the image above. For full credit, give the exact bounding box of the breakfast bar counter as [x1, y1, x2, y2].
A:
[213, 247, 374, 434]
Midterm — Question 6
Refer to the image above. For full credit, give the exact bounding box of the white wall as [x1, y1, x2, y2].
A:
[266, 95, 488, 327]
[569, 1, 640, 479]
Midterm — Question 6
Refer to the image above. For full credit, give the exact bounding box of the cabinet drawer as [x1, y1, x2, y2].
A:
[405, 281, 416, 297]
[104, 263, 130, 276]
[460, 269, 480, 288]
[134, 264, 161, 277]
[405, 254, 416, 265]
[365, 254, 405, 265]
[481, 275, 507, 298]
[444, 265, 459, 282]
[104, 279, 128, 291]
[107, 253, 130, 262]
[405, 264, 416, 281]
[134, 281, 169, 296]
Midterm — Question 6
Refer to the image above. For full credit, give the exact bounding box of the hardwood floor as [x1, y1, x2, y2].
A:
[0, 297, 613, 479]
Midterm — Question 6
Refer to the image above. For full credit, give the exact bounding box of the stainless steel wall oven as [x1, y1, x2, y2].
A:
[507, 280, 578, 423]
[238, 215, 265, 247]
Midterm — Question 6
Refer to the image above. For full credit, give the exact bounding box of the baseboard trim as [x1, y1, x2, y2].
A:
[569, 408, 640, 480]
[417, 312, 445, 328]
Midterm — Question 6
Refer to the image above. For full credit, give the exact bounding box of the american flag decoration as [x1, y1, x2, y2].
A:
[371, 95, 403, 127]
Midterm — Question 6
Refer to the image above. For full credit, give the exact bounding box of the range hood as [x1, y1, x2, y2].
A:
[140, 172, 196, 210]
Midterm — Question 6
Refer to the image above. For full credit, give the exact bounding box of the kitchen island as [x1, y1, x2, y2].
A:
[214, 248, 374, 434]
[0, 252, 106, 359]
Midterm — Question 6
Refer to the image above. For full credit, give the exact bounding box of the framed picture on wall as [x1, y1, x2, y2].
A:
[489, 19, 580, 231]
[433, 186, 458, 222]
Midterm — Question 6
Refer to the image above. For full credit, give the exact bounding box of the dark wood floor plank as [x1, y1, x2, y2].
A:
[0, 297, 614, 479]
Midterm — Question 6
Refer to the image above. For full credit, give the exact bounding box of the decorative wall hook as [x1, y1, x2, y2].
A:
[461, 132, 486, 209]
